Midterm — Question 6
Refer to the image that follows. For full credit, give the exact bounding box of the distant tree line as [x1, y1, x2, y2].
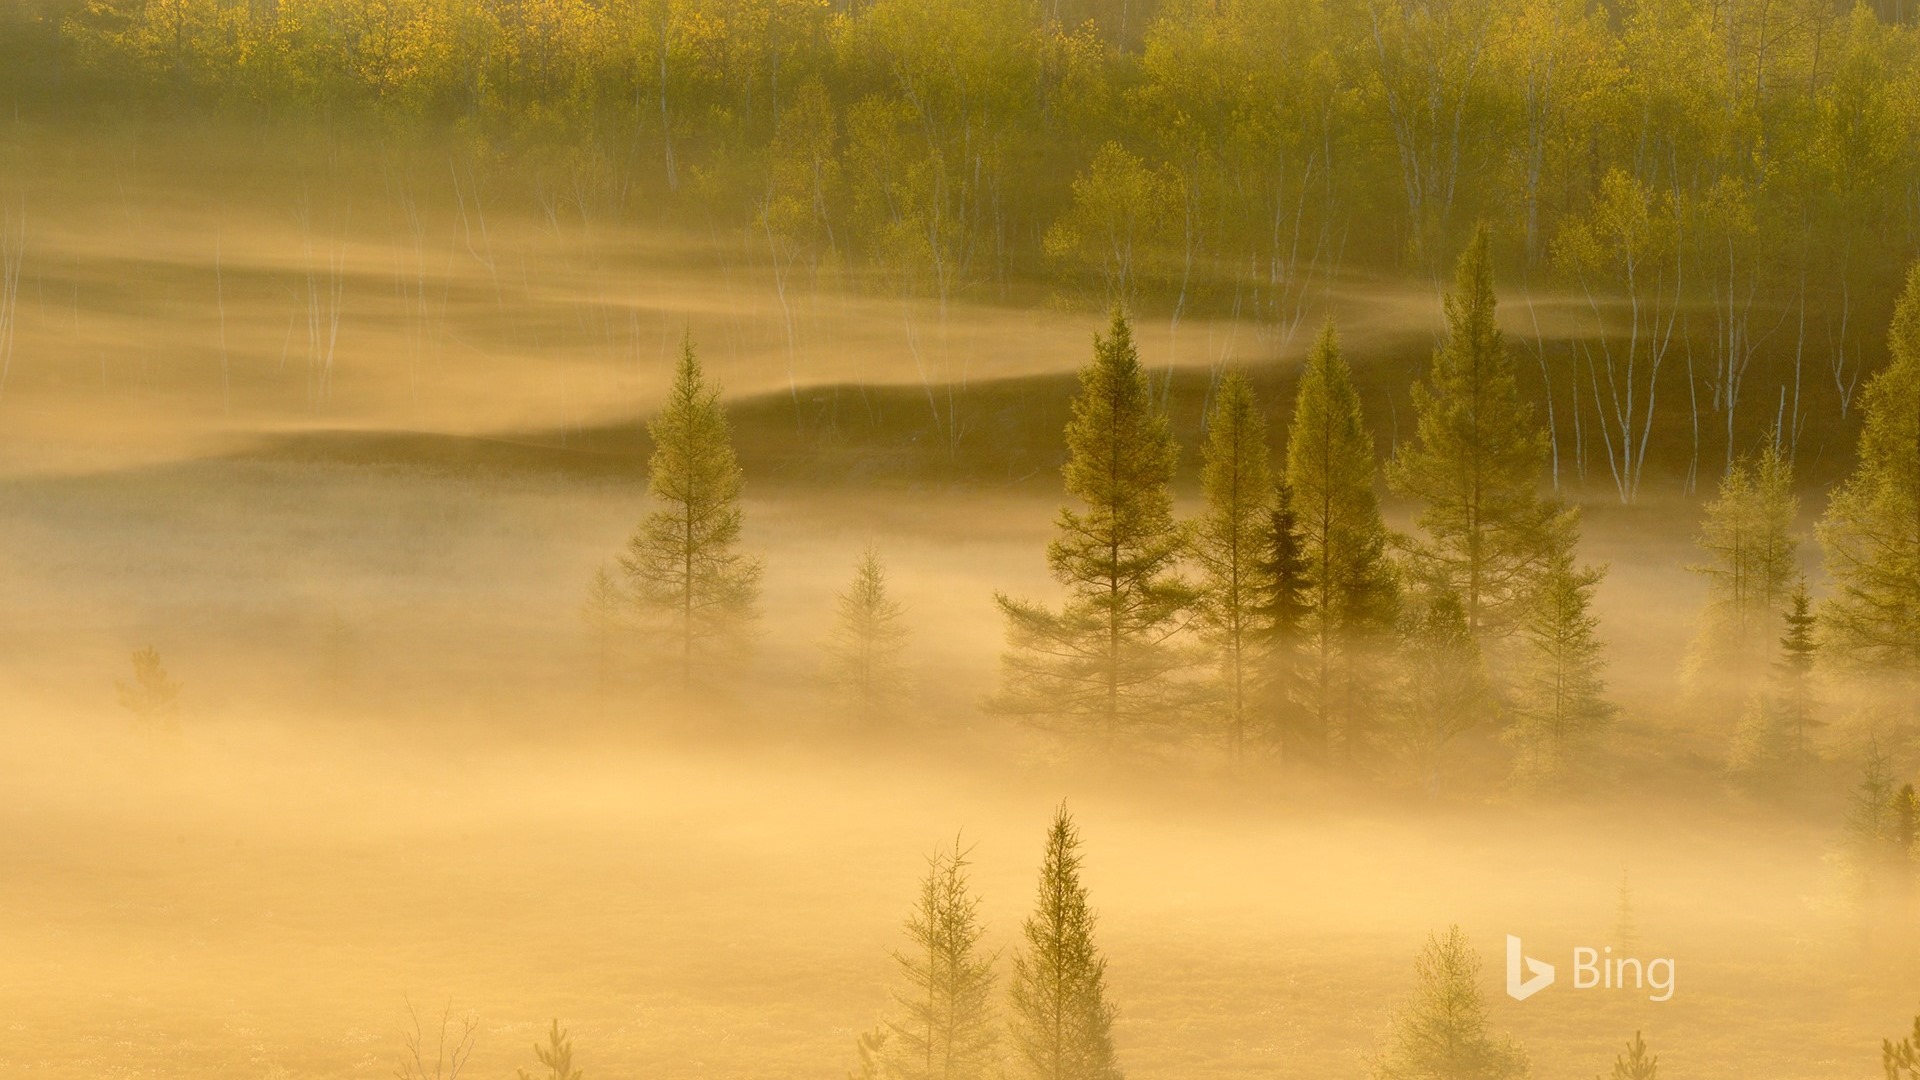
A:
[590, 234, 1920, 810]
[12, 0, 1920, 490]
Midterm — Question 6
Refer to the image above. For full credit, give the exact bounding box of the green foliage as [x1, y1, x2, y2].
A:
[1775, 580, 1822, 753]
[516, 1019, 582, 1080]
[620, 334, 762, 684]
[1193, 371, 1276, 757]
[1820, 261, 1920, 683]
[1601, 1031, 1656, 1080]
[1284, 322, 1398, 762]
[992, 309, 1194, 743]
[1008, 804, 1120, 1080]
[882, 838, 999, 1080]
[115, 646, 181, 732]
[826, 547, 911, 724]
[1389, 227, 1569, 646]
[1688, 441, 1800, 684]
[1371, 925, 1527, 1080]
[1508, 552, 1614, 786]
[1256, 482, 1313, 759]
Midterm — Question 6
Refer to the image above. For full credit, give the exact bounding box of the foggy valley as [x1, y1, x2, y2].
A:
[3, 2, 1920, 1078]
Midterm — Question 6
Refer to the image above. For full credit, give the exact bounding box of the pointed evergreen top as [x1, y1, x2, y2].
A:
[1445, 224, 1500, 356]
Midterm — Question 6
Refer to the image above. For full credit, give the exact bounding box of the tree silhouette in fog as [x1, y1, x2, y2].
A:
[1008, 803, 1121, 1080]
[621, 334, 762, 685]
[826, 546, 912, 725]
[1371, 925, 1526, 1080]
[992, 309, 1193, 744]
[115, 646, 181, 733]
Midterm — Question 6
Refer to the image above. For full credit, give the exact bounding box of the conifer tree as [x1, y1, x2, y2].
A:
[1728, 579, 1824, 788]
[1613, 871, 1637, 953]
[116, 647, 182, 733]
[1388, 227, 1571, 646]
[1387, 593, 1493, 794]
[581, 565, 626, 693]
[885, 838, 998, 1080]
[993, 309, 1193, 743]
[826, 547, 911, 723]
[1508, 552, 1614, 785]
[1256, 482, 1313, 757]
[1285, 322, 1398, 761]
[621, 334, 762, 684]
[1844, 744, 1917, 912]
[1194, 371, 1277, 758]
[1370, 925, 1527, 1080]
[1820, 261, 1920, 687]
[517, 1020, 583, 1080]
[1888, 1014, 1920, 1080]
[1776, 579, 1821, 754]
[1008, 804, 1120, 1080]
[1687, 441, 1799, 686]
[1602, 1031, 1657, 1080]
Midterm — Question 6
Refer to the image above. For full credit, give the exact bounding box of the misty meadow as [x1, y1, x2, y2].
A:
[1, 0, 1919, 1078]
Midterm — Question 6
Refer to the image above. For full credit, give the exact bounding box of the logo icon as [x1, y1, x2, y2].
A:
[1505, 935, 1556, 1001]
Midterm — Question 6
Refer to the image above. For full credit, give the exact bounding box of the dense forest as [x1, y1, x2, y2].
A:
[6, 0, 1920, 499]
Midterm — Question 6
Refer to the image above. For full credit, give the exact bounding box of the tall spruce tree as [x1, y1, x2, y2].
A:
[1008, 804, 1120, 1080]
[1285, 322, 1399, 762]
[993, 309, 1193, 743]
[621, 335, 762, 683]
[1194, 371, 1278, 758]
[1256, 482, 1313, 758]
[1686, 441, 1800, 688]
[1371, 925, 1527, 1080]
[1388, 227, 1571, 646]
[883, 838, 999, 1080]
[1820, 261, 1920, 688]
[827, 546, 911, 723]
[1508, 552, 1614, 785]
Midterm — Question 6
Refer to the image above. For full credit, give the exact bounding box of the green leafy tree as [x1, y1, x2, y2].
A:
[1389, 227, 1570, 647]
[1194, 370, 1277, 758]
[1285, 322, 1398, 762]
[1008, 803, 1120, 1080]
[1508, 552, 1614, 786]
[1820, 263, 1920, 691]
[517, 1020, 583, 1080]
[621, 334, 762, 684]
[827, 546, 912, 725]
[993, 309, 1194, 744]
[1371, 925, 1527, 1080]
[1601, 1031, 1656, 1080]
[1044, 142, 1182, 309]
[1687, 441, 1800, 687]
[883, 838, 999, 1080]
